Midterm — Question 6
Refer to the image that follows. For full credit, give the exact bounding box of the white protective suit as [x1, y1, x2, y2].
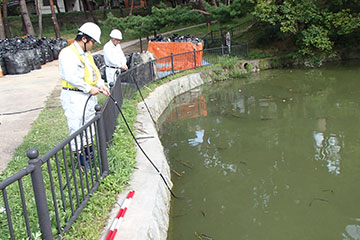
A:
[59, 41, 105, 151]
[103, 40, 127, 84]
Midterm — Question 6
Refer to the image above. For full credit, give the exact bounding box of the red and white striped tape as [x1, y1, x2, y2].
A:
[105, 190, 135, 240]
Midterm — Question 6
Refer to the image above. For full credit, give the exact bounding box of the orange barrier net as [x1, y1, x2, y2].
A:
[147, 42, 203, 71]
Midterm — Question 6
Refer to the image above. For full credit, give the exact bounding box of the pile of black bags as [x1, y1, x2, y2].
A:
[93, 52, 155, 83]
[149, 34, 203, 45]
[93, 54, 107, 80]
[0, 35, 68, 75]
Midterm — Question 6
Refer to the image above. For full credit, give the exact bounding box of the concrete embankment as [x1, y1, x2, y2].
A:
[100, 57, 284, 239]
[101, 72, 210, 240]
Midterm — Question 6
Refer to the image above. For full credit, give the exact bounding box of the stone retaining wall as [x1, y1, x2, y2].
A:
[101, 72, 209, 240]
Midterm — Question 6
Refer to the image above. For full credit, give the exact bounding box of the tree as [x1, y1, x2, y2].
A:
[35, 0, 43, 38]
[19, 0, 35, 36]
[102, 13, 153, 50]
[49, 0, 61, 38]
[103, 0, 109, 19]
[252, 0, 360, 66]
[205, 0, 254, 44]
[54, 0, 63, 26]
[2, 0, 11, 38]
[129, 0, 135, 15]
[206, 0, 253, 25]
[0, 5, 5, 39]
[150, 4, 203, 35]
[84, 0, 99, 24]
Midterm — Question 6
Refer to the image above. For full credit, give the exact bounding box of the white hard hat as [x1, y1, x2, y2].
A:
[78, 22, 101, 44]
[110, 29, 122, 40]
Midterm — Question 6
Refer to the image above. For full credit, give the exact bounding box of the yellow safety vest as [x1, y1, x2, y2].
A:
[61, 43, 100, 90]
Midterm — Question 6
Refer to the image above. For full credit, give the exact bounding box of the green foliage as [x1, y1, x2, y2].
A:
[247, 50, 272, 59]
[245, 62, 253, 72]
[205, 0, 254, 24]
[259, 59, 270, 69]
[102, 5, 203, 38]
[151, 3, 203, 31]
[101, 12, 153, 37]
[219, 55, 238, 70]
[252, 0, 360, 66]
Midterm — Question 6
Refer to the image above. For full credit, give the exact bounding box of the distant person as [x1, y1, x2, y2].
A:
[103, 29, 128, 84]
[59, 22, 110, 169]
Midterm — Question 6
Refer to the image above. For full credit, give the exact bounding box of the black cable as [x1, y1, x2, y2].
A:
[108, 94, 179, 199]
[131, 75, 156, 124]
[82, 95, 93, 126]
[0, 105, 60, 116]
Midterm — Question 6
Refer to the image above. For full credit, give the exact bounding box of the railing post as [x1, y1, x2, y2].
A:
[193, 49, 197, 69]
[150, 61, 154, 82]
[221, 44, 224, 56]
[171, 53, 174, 74]
[246, 42, 248, 58]
[27, 148, 53, 240]
[109, 82, 114, 91]
[95, 105, 109, 175]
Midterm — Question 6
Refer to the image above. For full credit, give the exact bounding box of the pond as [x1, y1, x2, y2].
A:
[158, 61, 360, 240]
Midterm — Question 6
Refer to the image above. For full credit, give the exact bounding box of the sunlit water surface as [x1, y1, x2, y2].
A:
[159, 61, 360, 240]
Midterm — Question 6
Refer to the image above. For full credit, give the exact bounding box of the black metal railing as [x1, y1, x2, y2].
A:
[0, 44, 247, 239]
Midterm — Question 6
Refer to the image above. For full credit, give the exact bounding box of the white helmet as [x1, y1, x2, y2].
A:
[110, 29, 122, 40]
[78, 22, 101, 44]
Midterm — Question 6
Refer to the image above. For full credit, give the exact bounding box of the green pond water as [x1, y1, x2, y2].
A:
[158, 61, 360, 240]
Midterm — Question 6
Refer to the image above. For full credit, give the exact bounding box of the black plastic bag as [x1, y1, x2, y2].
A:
[3, 50, 32, 75]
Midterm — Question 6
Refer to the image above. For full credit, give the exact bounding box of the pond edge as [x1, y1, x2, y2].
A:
[100, 72, 209, 240]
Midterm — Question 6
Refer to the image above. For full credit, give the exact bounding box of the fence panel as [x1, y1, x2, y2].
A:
[0, 167, 37, 240]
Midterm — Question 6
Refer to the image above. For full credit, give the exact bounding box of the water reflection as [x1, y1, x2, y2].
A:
[188, 126, 204, 147]
[344, 224, 360, 240]
[313, 118, 342, 175]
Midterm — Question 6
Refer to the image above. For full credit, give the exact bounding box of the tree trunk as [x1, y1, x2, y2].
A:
[49, 0, 61, 38]
[103, 0, 108, 19]
[139, 36, 143, 52]
[170, 0, 176, 7]
[147, 0, 153, 9]
[54, 0, 63, 26]
[3, 0, 11, 38]
[0, 7, 6, 39]
[35, 0, 43, 38]
[129, 0, 135, 15]
[198, 0, 211, 28]
[212, 0, 218, 8]
[84, 0, 98, 24]
[81, 0, 89, 19]
[19, 0, 35, 36]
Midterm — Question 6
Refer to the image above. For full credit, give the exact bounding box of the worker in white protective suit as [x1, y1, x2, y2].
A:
[103, 29, 128, 84]
[59, 22, 110, 169]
